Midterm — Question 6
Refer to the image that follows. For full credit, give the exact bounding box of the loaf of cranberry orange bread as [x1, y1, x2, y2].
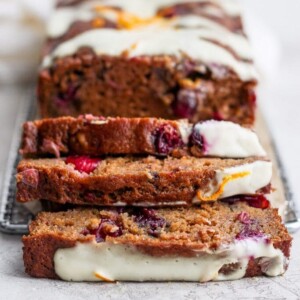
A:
[17, 156, 272, 206]
[23, 201, 292, 281]
[39, 0, 257, 124]
[20, 116, 265, 158]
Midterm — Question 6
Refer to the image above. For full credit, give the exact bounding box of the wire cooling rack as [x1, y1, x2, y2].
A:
[0, 91, 299, 234]
[0, 91, 36, 234]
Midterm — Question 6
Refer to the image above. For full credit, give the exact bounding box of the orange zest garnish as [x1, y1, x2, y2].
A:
[197, 171, 251, 201]
[117, 13, 159, 29]
[92, 18, 105, 28]
[179, 78, 202, 89]
[94, 272, 116, 283]
[129, 42, 138, 51]
[93, 5, 160, 29]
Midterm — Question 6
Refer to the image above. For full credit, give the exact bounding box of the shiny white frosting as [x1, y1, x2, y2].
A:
[193, 160, 272, 203]
[54, 238, 286, 282]
[98, 0, 242, 18]
[48, 0, 241, 38]
[178, 121, 193, 144]
[47, 7, 94, 38]
[193, 120, 266, 158]
[44, 0, 257, 81]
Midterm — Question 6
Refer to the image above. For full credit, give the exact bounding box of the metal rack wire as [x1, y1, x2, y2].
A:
[0, 90, 36, 234]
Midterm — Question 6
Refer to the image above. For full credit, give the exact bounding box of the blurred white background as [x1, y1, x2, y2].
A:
[0, 0, 299, 208]
[241, 0, 300, 210]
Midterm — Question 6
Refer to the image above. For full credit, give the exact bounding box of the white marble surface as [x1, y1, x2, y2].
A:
[1, 1, 300, 299]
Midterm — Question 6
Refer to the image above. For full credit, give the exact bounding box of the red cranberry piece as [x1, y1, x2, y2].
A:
[222, 195, 270, 209]
[248, 90, 257, 105]
[236, 226, 265, 241]
[172, 89, 197, 118]
[242, 195, 270, 209]
[133, 208, 166, 237]
[189, 124, 204, 149]
[55, 84, 78, 107]
[153, 124, 183, 155]
[236, 212, 251, 225]
[66, 155, 101, 174]
[94, 218, 123, 242]
[212, 111, 223, 121]
[20, 169, 39, 188]
[82, 218, 123, 243]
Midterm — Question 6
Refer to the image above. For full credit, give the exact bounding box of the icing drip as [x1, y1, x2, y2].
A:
[54, 238, 286, 282]
[43, 26, 256, 80]
[193, 160, 272, 203]
[97, 0, 242, 18]
[192, 120, 266, 158]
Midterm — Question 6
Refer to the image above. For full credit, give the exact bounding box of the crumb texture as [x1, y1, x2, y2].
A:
[23, 202, 292, 279]
[16, 156, 267, 205]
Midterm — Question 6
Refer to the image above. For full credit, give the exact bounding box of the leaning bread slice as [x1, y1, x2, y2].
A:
[17, 156, 272, 206]
[20, 116, 265, 158]
[23, 202, 292, 282]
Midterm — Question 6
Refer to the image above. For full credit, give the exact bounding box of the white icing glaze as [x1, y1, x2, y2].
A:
[178, 120, 193, 144]
[44, 0, 257, 81]
[47, 0, 240, 38]
[194, 120, 266, 158]
[172, 16, 252, 59]
[43, 26, 256, 80]
[193, 160, 272, 202]
[54, 238, 286, 282]
[47, 7, 94, 38]
[265, 193, 286, 217]
[98, 0, 241, 18]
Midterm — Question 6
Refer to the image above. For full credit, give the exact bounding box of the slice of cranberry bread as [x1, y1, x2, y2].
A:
[23, 201, 292, 281]
[17, 156, 272, 206]
[20, 116, 265, 158]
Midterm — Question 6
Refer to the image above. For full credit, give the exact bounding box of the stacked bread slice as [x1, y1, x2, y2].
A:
[18, 116, 292, 282]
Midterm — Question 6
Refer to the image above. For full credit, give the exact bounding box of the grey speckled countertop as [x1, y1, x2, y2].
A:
[1, 0, 300, 297]
[0, 232, 300, 300]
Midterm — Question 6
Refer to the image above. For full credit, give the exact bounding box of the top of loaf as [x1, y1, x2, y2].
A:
[43, 0, 257, 81]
